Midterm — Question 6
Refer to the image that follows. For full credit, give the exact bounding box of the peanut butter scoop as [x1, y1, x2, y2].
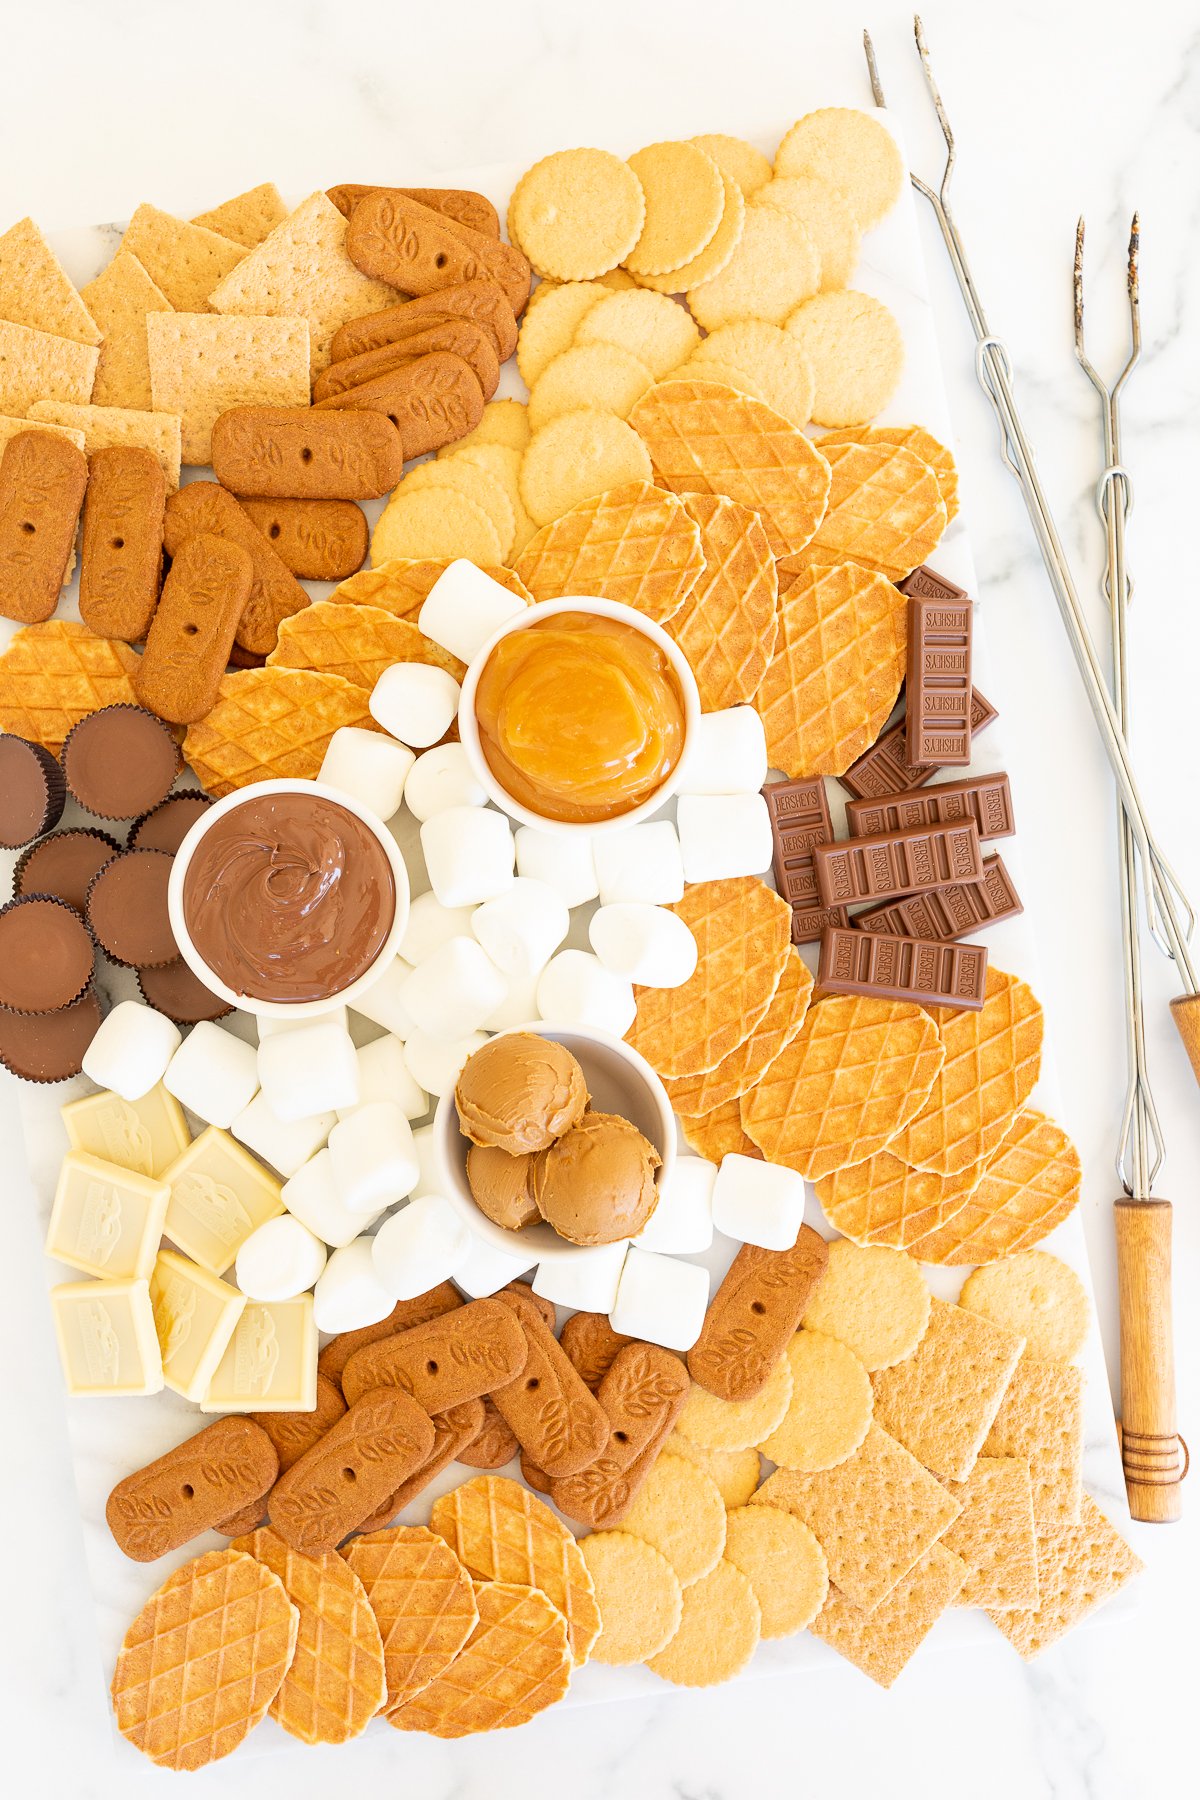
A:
[455, 1031, 589, 1155]
[531, 1109, 661, 1246]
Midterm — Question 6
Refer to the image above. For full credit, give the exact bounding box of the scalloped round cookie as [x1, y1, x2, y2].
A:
[578, 1531, 682, 1665]
[757, 1329, 874, 1471]
[634, 174, 746, 295]
[722, 1506, 828, 1637]
[663, 1433, 762, 1509]
[774, 107, 904, 231]
[690, 134, 773, 197]
[688, 199, 821, 331]
[802, 1241, 932, 1372]
[755, 174, 861, 290]
[508, 148, 646, 280]
[959, 1250, 1089, 1363]
[675, 1351, 793, 1452]
[692, 319, 815, 428]
[527, 341, 654, 433]
[645, 1559, 760, 1686]
[436, 398, 529, 457]
[400, 457, 515, 560]
[785, 290, 904, 427]
[518, 408, 652, 527]
[618, 1452, 727, 1587]
[625, 140, 725, 276]
[517, 281, 609, 387]
[371, 484, 502, 565]
[575, 288, 700, 379]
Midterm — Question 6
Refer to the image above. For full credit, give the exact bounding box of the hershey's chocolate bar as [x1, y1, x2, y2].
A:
[846, 772, 1015, 843]
[813, 819, 985, 907]
[853, 853, 1023, 941]
[817, 925, 988, 1010]
[897, 565, 970, 602]
[905, 591, 973, 766]
[762, 776, 849, 944]
[837, 688, 998, 800]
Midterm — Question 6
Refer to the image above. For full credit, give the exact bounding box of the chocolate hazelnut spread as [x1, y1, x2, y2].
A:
[181, 791, 396, 1003]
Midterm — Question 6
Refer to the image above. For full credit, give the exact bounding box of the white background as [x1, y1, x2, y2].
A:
[1, 1, 1197, 1794]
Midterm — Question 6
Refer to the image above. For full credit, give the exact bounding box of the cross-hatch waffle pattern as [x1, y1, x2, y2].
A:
[512, 480, 705, 624]
[182, 666, 377, 796]
[817, 424, 959, 525]
[665, 949, 814, 1116]
[754, 560, 906, 778]
[662, 492, 779, 711]
[387, 1581, 571, 1738]
[330, 558, 532, 622]
[814, 1149, 987, 1250]
[797, 439, 947, 580]
[266, 601, 465, 686]
[111, 1549, 299, 1773]
[341, 1526, 478, 1714]
[905, 1109, 1082, 1265]
[0, 619, 142, 752]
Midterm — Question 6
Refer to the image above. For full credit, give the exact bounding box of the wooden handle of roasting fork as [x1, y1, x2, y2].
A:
[1114, 1198, 1186, 1521]
[1170, 992, 1200, 1089]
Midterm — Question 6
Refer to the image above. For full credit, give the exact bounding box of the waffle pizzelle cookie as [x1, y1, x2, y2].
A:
[665, 949, 814, 1118]
[513, 480, 704, 623]
[904, 1109, 1081, 1265]
[662, 493, 779, 712]
[267, 601, 466, 686]
[814, 1148, 986, 1250]
[330, 557, 531, 623]
[754, 559, 907, 778]
[111, 1549, 299, 1772]
[182, 667, 378, 797]
[740, 994, 944, 1180]
[0, 619, 142, 753]
[627, 876, 793, 1077]
[681, 1098, 764, 1162]
[340, 1525, 479, 1715]
[818, 423, 959, 524]
[795, 440, 947, 580]
[387, 1580, 572, 1737]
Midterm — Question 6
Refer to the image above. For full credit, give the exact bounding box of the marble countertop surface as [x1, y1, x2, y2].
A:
[2, 1, 1197, 1793]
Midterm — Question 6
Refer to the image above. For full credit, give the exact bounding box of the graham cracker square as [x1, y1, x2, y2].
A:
[988, 1494, 1141, 1658]
[943, 1454, 1038, 1609]
[146, 312, 310, 465]
[982, 1354, 1084, 1530]
[119, 204, 244, 312]
[192, 183, 289, 250]
[80, 251, 174, 410]
[871, 1296, 1025, 1481]
[812, 1542, 969, 1687]
[0, 216, 101, 344]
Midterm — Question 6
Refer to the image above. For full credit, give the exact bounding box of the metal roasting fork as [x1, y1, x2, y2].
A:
[865, 17, 1188, 1518]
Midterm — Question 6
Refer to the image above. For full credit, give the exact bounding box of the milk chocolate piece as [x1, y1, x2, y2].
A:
[0, 988, 102, 1083]
[903, 572, 973, 766]
[853, 852, 1023, 942]
[817, 925, 988, 1011]
[106, 1416, 278, 1561]
[846, 772, 1015, 843]
[838, 688, 999, 800]
[0, 430, 89, 623]
[13, 826, 120, 912]
[0, 894, 96, 1013]
[87, 849, 177, 969]
[688, 1228, 829, 1402]
[210, 406, 404, 501]
[330, 281, 519, 365]
[763, 775, 849, 944]
[237, 498, 368, 582]
[898, 565, 970, 602]
[61, 703, 180, 821]
[79, 446, 166, 642]
[813, 819, 985, 907]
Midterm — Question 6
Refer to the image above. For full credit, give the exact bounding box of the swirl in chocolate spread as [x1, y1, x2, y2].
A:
[182, 792, 396, 1003]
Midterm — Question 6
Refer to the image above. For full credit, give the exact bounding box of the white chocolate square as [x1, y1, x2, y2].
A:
[50, 1278, 163, 1397]
[149, 1248, 246, 1401]
[61, 1084, 190, 1179]
[162, 1128, 284, 1276]
[46, 1151, 169, 1281]
[200, 1295, 318, 1414]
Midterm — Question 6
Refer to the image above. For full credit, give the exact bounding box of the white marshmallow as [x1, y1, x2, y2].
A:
[536, 950, 635, 1036]
[370, 661, 461, 749]
[401, 937, 507, 1040]
[256, 1019, 360, 1122]
[678, 794, 773, 883]
[421, 807, 515, 908]
[418, 559, 527, 665]
[515, 825, 598, 909]
[588, 903, 697, 988]
[677, 706, 768, 795]
[163, 1021, 259, 1128]
[471, 878, 569, 979]
[232, 1093, 336, 1179]
[403, 1029, 487, 1099]
[634, 1157, 716, 1254]
[533, 1241, 628, 1313]
[398, 891, 476, 965]
[403, 742, 489, 823]
[711, 1153, 806, 1251]
[482, 969, 543, 1031]
[609, 1246, 710, 1352]
[337, 1035, 427, 1124]
[318, 725, 414, 821]
[371, 1195, 472, 1300]
[348, 956, 417, 1038]
[81, 1001, 181, 1103]
[454, 1229, 537, 1298]
[312, 1237, 396, 1334]
[329, 1100, 419, 1213]
[593, 822, 684, 907]
[282, 1149, 376, 1248]
[258, 1006, 347, 1040]
[409, 1123, 444, 1200]
[235, 1214, 327, 1300]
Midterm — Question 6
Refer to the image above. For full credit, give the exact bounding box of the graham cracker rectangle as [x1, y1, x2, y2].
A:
[146, 312, 311, 465]
[119, 205, 245, 312]
[943, 1455, 1039, 1610]
[193, 183, 289, 249]
[0, 319, 98, 418]
[982, 1354, 1084, 1530]
[80, 251, 173, 411]
[812, 1542, 969, 1687]
[28, 400, 182, 489]
[208, 191, 402, 373]
[0, 216, 101, 345]
[988, 1494, 1141, 1658]
[871, 1297, 1025, 1482]
[753, 1421, 961, 1610]
[0, 412, 86, 455]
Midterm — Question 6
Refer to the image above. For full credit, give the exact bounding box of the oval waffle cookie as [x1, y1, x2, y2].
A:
[815, 1149, 986, 1250]
[341, 1525, 479, 1715]
[387, 1580, 571, 1738]
[330, 557, 531, 622]
[664, 949, 813, 1116]
[663, 493, 779, 712]
[904, 1108, 1081, 1265]
[795, 439, 947, 581]
[513, 480, 704, 624]
[182, 667, 379, 798]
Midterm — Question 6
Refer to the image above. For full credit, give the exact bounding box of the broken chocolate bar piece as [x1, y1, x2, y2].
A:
[905, 587, 973, 766]
[817, 924, 988, 1010]
[813, 819, 985, 907]
[762, 776, 849, 944]
[845, 772, 1015, 843]
[853, 853, 1023, 941]
[838, 689, 998, 801]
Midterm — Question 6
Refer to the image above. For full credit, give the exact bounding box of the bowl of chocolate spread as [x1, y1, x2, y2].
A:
[168, 779, 410, 1019]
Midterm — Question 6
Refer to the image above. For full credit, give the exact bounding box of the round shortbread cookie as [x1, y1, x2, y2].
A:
[619, 1452, 727, 1587]
[785, 289, 904, 427]
[692, 320, 815, 428]
[722, 1506, 828, 1638]
[774, 107, 904, 231]
[676, 1352, 793, 1453]
[671, 357, 765, 404]
[663, 1433, 762, 1509]
[757, 1329, 874, 1471]
[690, 133, 773, 198]
[451, 442, 538, 557]
[634, 175, 746, 295]
[400, 458, 515, 561]
[527, 341, 654, 433]
[519, 408, 652, 527]
[625, 140, 725, 277]
[575, 288, 700, 379]
[437, 398, 530, 458]
[517, 281, 609, 388]
[578, 1531, 683, 1665]
[802, 1241, 932, 1372]
[755, 174, 861, 290]
[597, 267, 639, 290]
[959, 1251, 1089, 1363]
[688, 201, 820, 331]
[508, 147, 646, 281]
[646, 1559, 761, 1686]
[371, 485, 503, 566]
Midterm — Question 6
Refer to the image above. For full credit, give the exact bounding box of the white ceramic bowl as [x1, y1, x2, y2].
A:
[456, 596, 700, 836]
[167, 778, 411, 1021]
[432, 1021, 676, 1259]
